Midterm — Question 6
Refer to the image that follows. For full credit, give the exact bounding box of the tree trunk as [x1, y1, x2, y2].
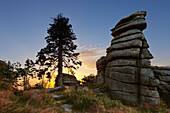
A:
[55, 38, 63, 87]
[23, 76, 26, 90]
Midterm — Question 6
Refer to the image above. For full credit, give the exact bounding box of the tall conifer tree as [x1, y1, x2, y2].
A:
[36, 14, 82, 86]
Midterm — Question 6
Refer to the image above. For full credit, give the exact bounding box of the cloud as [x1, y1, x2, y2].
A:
[79, 47, 105, 69]
[75, 66, 97, 80]
[74, 44, 106, 80]
[80, 48, 105, 58]
[77, 45, 87, 50]
[82, 59, 96, 69]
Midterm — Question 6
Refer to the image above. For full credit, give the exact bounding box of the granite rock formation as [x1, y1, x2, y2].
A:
[95, 56, 106, 85]
[96, 11, 160, 105]
[62, 73, 79, 85]
[152, 66, 170, 107]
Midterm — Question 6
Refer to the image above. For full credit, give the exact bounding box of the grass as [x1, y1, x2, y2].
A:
[58, 86, 169, 113]
[0, 81, 65, 113]
[0, 81, 169, 113]
[14, 89, 65, 113]
[0, 88, 64, 113]
[59, 88, 125, 112]
[140, 99, 168, 113]
[0, 81, 13, 90]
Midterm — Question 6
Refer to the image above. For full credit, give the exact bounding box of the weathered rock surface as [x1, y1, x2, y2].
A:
[140, 86, 159, 98]
[140, 96, 160, 105]
[141, 49, 153, 59]
[111, 11, 147, 37]
[107, 78, 138, 93]
[138, 59, 151, 68]
[113, 29, 141, 39]
[110, 66, 137, 74]
[61, 104, 72, 113]
[112, 31, 142, 44]
[106, 48, 140, 61]
[110, 39, 142, 49]
[110, 91, 138, 104]
[95, 56, 106, 84]
[107, 59, 137, 67]
[62, 73, 79, 85]
[107, 71, 137, 83]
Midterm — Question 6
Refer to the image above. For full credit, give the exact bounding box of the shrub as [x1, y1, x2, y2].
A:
[159, 99, 168, 113]
[0, 81, 13, 90]
[63, 89, 126, 112]
[18, 90, 55, 107]
[0, 90, 14, 113]
[144, 99, 168, 113]
[0, 60, 7, 80]
[64, 89, 98, 111]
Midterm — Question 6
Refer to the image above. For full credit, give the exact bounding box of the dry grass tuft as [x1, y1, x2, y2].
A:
[0, 90, 14, 112]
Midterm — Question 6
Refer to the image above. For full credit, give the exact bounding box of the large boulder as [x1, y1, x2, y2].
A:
[62, 73, 79, 85]
[103, 11, 160, 105]
[152, 66, 170, 107]
[96, 56, 106, 84]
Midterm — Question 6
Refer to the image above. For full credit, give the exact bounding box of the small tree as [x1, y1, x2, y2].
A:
[24, 59, 35, 90]
[16, 59, 35, 90]
[82, 74, 95, 86]
[5, 61, 20, 85]
[36, 14, 82, 86]
[1, 59, 35, 90]
[0, 60, 8, 80]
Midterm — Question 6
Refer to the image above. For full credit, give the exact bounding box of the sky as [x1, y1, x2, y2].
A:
[0, 0, 170, 81]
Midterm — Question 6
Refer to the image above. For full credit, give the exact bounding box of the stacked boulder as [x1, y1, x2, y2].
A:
[96, 56, 106, 85]
[104, 11, 160, 105]
[152, 66, 170, 107]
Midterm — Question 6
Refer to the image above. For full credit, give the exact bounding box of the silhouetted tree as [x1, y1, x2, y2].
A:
[0, 60, 8, 80]
[16, 59, 35, 90]
[36, 14, 82, 86]
[82, 74, 95, 85]
[4, 61, 21, 87]
[24, 59, 35, 90]
[0, 59, 35, 90]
